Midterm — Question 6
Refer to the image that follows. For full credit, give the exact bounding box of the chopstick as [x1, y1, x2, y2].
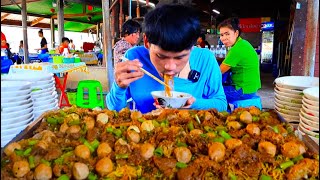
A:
[121, 57, 171, 88]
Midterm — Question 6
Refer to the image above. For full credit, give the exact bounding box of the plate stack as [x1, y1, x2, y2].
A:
[298, 87, 319, 144]
[2, 72, 59, 119]
[1, 81, 34, 147]
[274, 76, 319, 124]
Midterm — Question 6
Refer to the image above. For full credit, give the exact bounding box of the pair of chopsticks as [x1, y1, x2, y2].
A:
[121, 57, 171, 88]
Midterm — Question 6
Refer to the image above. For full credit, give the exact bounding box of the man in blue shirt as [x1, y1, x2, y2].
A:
[106, 4, 227, 113]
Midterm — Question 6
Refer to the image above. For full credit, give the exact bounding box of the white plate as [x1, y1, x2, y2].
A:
[275, 76, 319, 90]
[300, 119, 319, 131]
[31, 81, 55, 90]
[1, 81, 32, 91]
[31, 86, 56, 95]
[275, 84, 304, 95]
[33, 93, 58, 103]
[32, 89, 57, 99]
[275, 93, 302, 104]
[302, 105, 319, 117]
[276, 111, 300, 122]
[1, 139, 13, 148]
[1, 124, 28, 137]
[274, 97, 302, 108]
[1, 98, 33, 108]
[302, 99, 319, 111]
[1, 106, 33, 119]
[1, 94, 31, 103]
[33, 96, 56, 107]
[297, 126, 319, 144]
[34, 105, 59, 117]
[303, 87, 319, 101]
[33, 99, 58, 112]
[274, 101, 301, 111]
[300, 109, 319, 122]
[1, 112, 33, 125]
[300, 113, 319, 128]
[274, 88, 303, 99]
[32, 78, 55, 87]
[299, 123, 319, 137]
[1, 114, 34, 129]
[1, 103, 33, 113]
[5, 71, 54, 81]
[302, 96, 319, 107]
[274, 105, 300, 116]
[1, 88, 31, 97]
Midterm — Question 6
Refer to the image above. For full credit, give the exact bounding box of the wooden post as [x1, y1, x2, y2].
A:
[21, 0, 29, 64]
[57, 0, 64, 44]
[50, 18, 55, 49]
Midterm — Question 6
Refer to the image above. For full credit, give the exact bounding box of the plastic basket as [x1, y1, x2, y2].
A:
[53, 56, 63, 64]
[67, 91, 77, 105]
[63, 57, 75, 63]
[74, 57, 81, 63]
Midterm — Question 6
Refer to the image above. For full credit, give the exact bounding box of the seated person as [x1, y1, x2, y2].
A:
[218, 18, 261, 102]
[56, 37, 70, 54]
[106, 4, 227, 113]
[196, 33, 210, 49]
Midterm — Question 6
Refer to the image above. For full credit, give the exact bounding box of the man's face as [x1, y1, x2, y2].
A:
[148, 43, 191, 78]
[63, 41, 69, 47]
[128, 31, 140, 45]
[219, 27, 239, 47]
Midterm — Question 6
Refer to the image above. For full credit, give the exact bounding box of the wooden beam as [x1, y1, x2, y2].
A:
[51, 12, 101, 19]
[30, 17, 44, 26]
[1, 13, 10, 21]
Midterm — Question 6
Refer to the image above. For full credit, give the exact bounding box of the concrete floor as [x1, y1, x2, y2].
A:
[257, 72, 276, 109]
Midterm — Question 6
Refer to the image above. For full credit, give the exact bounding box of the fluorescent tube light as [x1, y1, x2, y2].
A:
[212, 9, 220, 14]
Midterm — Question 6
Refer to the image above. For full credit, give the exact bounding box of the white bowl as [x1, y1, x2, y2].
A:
[1, 137, 15, 148]
[1, 124, 28, 137]
[275, 84, 304, 95]
[151, 91, 192, 109]
[4, 72, 53, 81]
[32, 89, 57, 99]
[34, 99, 58, 112]
[1, 106, 33, 119]
[300, 109, 319, 122]
[32, 78, 55, 87]
[1, 98, 33, 108]
[299, 118, 319, 131]
[1, 114, 34, 129]
[274, 97, 302, 108]
[31, 81, 55, 90]
[275, 105, 300, 116]
[1, 81, 32, 91]
[274, 88, 303, 99]
[302, 99, 319, 111]
[274, 101, 301, 111]
[31, 86, 56, 95]
[303, 87, 319, 101]
[1, 94, 31, 103]
[302, 105, 319, 117]
[297, 126, 319, 144]
[276, 111, 300, 123]
[302, 96, 319, 107]
[33, 93, 58, 104]
[1, 88, 31, 97]
[275, 76, 319, 90]
[33, 97, 56, 107]
[1, 103, 33, 113]
[275, 93, 302, 104]
[299, 113, 319, 128]
[299, 123, 319, 137]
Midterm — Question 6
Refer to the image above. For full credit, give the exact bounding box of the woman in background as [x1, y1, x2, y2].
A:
[35, 29, 48, 54]
[218, 17, 261, 102]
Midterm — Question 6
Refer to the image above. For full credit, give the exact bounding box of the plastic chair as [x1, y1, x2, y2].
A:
[76, 80, 105, 109]
[228, 95, 262, 112]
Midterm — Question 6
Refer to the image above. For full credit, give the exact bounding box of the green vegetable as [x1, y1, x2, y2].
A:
[194, 114, 201, 124]
[32, 88, 41, 92]
[112, 110, 118, 118]
[138, 118, 145, 123]
[280, 160, 294, 170]
[54, 151, 73, 165]
[154, 147, 163, 157]
[88, 172, 98, 180]
[215, 126, 228, 132]
[152, 120, 160, 127]
[252, 116, 260, 122]
[187, 121, 194, 131]
[220, 111, 229, 117]
[212, 137, 225, 143]
[204, 126, 214, 132]
[272, 126, 279, 134]
[228, 172, 237, 180]
[57, 174, 70, 180]
[68, 119, 80, 126]
[176, 142, 188, 147]
[113, 129, 122, 137]
[90, 139, 100, 150]
[219, 130, 232, 140]
[15, 149, 24, 156]
[47, 117, 58, 125]
[115, 154, 129, 159]
[292, 155, 304, 163]
[106, 127, 113, 133]
[23, 147, 32, 156]
[176, 162, 188, 168]
[41, 159, 51, 166]
[28, 156, 35, 169]
[160, 120, 169, 127]
[200, 134, 208, 138]
[259, 174, 272, 180]
[28, 139, 38, 146]
[84, 140, 95, 153]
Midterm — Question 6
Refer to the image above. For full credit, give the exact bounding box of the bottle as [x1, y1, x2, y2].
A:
[210, 45, 216, 57]
[62, 48, 69, 57]
[221, 45, 227, 58]
[216, 45, 221, 58]
[205, 45, 208, 49]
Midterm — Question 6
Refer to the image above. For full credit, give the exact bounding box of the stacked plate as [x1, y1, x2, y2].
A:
[274, 76, 319, 124]
[1, 81, 34, 147]
[2, 72, 59, 119]
[299, 87, 319, 144]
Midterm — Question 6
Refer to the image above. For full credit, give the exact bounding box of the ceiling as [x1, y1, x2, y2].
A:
[1, 0, 293, 32]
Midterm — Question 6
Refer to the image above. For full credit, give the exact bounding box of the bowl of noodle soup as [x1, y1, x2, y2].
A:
[151, 91, 192, 108]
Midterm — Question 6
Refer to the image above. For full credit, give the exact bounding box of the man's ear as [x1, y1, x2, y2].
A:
[143, 34, 150, 49]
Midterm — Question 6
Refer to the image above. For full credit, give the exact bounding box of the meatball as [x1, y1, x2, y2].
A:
[140, 143, 155, 160]
[189, 129, 203, 137]
[130, 111, 143, 121]
[127, 130, 140, 143]
[225, 138, 243, 150]
[95, 157, 114, 176]
[239, 111, 252, 124]
[72, 162, 89, 180]
[12, 160, 30, 178]
[83, 116, 95, 130]
[60, 123, 69, 133]
[281, 141, 306, 158]
[208, 142, 226, 162]
[174, 147, 192, 163]
[34, 163, 52, 180]
[67, 125, 81, 134]
[4, 142, 21, 156]
[97, 113, 109, 124]
[258, 141, 277, 157]
[227, 121, 242, 130]
[74, 145, 91, 159]
[141, 120, 155, 132]
[246, 124, 260, 136]
[97, 142, 112, 158]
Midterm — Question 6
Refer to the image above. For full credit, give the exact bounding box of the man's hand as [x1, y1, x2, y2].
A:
[181, 97, 195, 108]
[115, 59, 144, 88]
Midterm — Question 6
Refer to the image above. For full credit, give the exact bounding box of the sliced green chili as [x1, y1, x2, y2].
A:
[83, 140, 95, 153]
[219, 130, 232, 140]
[90, 139, 100, 150]
[176, 162, 188, 168]
[137, 118, 145, 123]
[187, 121, 194, 131]
[113, 129, 122, 137]
[152, 120, 160, 127]
[28, 155, 35, 169]
[41, 159, 51, 166]
[194, 114, 201, 124]
[259, 174, 272, 180]
[200, 134, 208, 138]
[68, 119, 80, 126]
[280, 160, 294, 170]
[57, 174, 70, 180]
[292, 155, 304, 163]
[28, 139, 39, 146]
[272, 126, 279, 134]
[228, 172, 237, 180]
[176, 142, 188, 147]
[88, 172, 98, 180]
[47, 117, 58, 125]
[23, 147, 32, 156]
[204, 126, 214, 132]
[106, 127, 113, 133]
[115, 153, 129, 159]
[212, 137, 225, 143]
[215, 126, 228, 132]
[154, 147, 163, 157]
[252, 116, 260, 122]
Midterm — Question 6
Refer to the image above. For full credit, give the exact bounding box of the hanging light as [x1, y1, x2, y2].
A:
[212, 9, 220, 15]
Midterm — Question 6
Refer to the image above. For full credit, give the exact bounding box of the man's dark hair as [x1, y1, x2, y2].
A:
[218, 17, 242, 36]
[62, 37, 70, 43]
[199, 33, 206, 41]
[38, 29, 43, 34]
[121, 19, 142, 37]
[143, 4, 201, 52]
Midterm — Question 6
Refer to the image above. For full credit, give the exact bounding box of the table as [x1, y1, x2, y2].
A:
[9, 62, 89, 108]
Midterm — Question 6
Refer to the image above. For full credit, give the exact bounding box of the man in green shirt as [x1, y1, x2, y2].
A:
[218, 18, 261, 102]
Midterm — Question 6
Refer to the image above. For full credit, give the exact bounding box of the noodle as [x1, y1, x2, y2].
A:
[164, 74, 173, 97]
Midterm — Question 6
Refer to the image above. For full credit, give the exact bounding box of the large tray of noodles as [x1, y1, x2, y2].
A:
[1, 106, 319, 179]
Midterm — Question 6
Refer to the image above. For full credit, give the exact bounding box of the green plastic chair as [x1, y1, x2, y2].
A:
[76, 80, 105, 109]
